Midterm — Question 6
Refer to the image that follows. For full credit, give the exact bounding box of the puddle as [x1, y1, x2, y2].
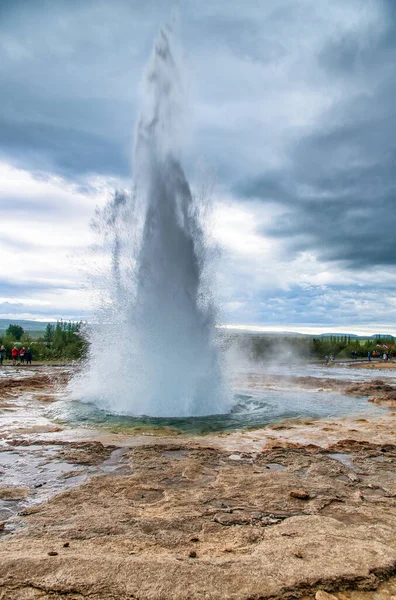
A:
[372, 454, 393, 463]
[0, 501, 15, 521]
[328, 453, 355, 469]
[101, 447, 131, 474]
[265, 463, 286, 471]
[0, 443, 132, 533]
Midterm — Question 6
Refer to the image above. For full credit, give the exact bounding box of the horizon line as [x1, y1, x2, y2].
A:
[1, 316, 395, 338]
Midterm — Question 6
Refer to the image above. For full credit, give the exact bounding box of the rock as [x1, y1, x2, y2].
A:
[19, 506, 41, 516]
[63, 542, 69, 548]
[190, 537, 199, 542]
[0, 485, 29, 501]
[214, 513, 252, 526]
[228, 454, 242, 461]
[261, 517, 282, 526]
[47, 551, 58, 556]
[0, 508, 13, 521]
[290, 489, 310, 500]
[188, 550, 197, 558]
[315, 591, 338, 600]
[1, 418, 396, 600]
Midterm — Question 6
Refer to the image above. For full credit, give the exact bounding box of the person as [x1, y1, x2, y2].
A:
[11, 346, 19, 365]
[368, 351, 371, 362]
[0, 345, 5, 366]
[383, 352, 388, 361]
[25, 347, 32, 365]
[19, 346, 26, 364]
[325, 354, 329, 364]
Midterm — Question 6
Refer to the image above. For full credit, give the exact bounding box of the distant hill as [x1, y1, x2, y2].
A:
[220, 328, 362, 339]
[221, 329, 307, 337]
[318, 333, 359, 338]
[220, 328, 396, 341]
[0, 319, 49, 332]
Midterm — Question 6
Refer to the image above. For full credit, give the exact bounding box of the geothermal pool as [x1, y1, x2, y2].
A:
[46, 362, 388, 435]
[51, 387, 385, 435]
[0, 362, 391, 441]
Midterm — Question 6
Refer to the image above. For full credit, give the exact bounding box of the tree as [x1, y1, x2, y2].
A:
[44, 323, 55, 343]
[21, 332, 32, 345]
[6, 324, 24, 341]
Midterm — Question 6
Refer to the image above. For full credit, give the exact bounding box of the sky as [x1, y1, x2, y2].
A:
[0, 0, 395, 334]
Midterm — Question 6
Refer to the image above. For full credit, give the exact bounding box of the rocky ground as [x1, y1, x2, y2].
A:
[0, 364, 396, 600]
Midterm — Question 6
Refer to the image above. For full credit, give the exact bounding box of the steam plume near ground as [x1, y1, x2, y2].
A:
[71, 22, 230, 417]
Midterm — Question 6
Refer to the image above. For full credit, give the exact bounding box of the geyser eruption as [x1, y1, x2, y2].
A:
[76, 24, 229, 417]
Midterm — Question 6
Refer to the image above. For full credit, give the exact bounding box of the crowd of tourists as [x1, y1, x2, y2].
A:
[367, 350, 392, 361]
[0, 345, 33, 366]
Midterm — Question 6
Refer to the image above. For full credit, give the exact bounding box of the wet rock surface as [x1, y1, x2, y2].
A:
[0, 368, 73, 400]
[1, 439, 396, 599]
[237, 371, 396, 407]
[1, 364, 396, 599]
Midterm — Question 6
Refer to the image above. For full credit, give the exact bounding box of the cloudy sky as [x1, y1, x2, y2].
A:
[1, 0, 395, 334]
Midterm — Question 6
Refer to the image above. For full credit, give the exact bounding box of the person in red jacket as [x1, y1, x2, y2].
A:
[19, 346, 26, 364]
[11, 346, 19, 365]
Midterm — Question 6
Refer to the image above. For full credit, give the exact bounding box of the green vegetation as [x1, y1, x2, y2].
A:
[0, 320, 87, 362]
[232, 333, 395, 361]
[5, 324, 24, 341]
[1, 317, 394, 365]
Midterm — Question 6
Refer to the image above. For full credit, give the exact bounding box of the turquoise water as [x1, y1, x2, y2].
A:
[48, 387, 386, 435]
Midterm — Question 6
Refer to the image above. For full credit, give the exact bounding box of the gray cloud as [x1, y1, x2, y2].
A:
[1, 0, 395, 324]
[0, 278, 80, 295]
[0, 0, 173, 177]
[0, 115, 131, 177]
[234, 3, 396, 269]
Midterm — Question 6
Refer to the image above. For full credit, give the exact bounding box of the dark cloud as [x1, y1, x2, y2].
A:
[0, 0, 172, 178]
[234, 173, 293, 204]
[0, 279, 80, 295]
[0, 116, 131, 177]
[234, 8, 396, 269]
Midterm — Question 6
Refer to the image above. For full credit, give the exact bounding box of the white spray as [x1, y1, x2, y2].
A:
[73, 23, 229, 417]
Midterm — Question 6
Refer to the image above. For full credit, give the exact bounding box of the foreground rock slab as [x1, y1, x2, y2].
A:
[1, 439, 396, 600]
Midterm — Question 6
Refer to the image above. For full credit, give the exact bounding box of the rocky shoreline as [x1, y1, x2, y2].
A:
[0, 364, 395, 600]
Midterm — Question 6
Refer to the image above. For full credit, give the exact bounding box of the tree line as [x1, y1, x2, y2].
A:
[0, 321, 87, 361]
[2, 321, 394, 363]
[230, 333, 395, 361]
